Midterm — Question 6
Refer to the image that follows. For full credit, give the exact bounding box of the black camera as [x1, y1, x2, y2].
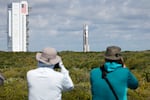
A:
[54, 63, 60, 69]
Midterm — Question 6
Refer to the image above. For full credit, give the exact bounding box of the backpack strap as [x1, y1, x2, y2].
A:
[100, 67, 119, 100]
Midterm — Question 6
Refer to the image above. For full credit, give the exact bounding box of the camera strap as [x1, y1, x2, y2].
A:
[100, 66, 119, 100]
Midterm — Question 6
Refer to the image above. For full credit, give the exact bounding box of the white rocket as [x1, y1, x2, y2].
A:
[83, 24, 90, 52]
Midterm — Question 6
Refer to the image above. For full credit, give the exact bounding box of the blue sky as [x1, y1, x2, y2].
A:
[0, 0, 150, 52]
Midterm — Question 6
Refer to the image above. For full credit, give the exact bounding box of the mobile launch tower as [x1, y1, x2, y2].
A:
[83, 24, 90, 52]
[7, 0, 29, 52]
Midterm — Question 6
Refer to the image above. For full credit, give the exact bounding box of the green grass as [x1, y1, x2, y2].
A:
[0, 51, 150, 100]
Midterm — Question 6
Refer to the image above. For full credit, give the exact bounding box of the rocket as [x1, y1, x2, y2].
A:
[83, 24, 90, 52]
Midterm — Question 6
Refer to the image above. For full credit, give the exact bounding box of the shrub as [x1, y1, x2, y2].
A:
[0, 51, 150, 100]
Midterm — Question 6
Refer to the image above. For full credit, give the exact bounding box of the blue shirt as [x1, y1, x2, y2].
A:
[90, 62, 138, 100]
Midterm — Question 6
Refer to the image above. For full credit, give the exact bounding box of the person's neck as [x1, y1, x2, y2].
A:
[38, 61, 54, 69]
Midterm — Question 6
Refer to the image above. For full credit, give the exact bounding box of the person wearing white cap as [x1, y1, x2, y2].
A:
[27, 47, 74, 100]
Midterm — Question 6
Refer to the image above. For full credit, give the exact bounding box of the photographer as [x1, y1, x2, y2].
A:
[90, 46, 138, 100]
[27, 47, 74, 100]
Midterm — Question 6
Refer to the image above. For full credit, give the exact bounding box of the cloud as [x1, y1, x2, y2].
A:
[0, 0, 150, 51]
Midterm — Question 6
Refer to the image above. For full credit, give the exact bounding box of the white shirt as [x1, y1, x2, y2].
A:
[27, 66, 74, 100]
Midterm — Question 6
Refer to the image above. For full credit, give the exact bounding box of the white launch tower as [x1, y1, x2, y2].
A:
[83, 24, 90, 52]
[7, 0, 29, 52]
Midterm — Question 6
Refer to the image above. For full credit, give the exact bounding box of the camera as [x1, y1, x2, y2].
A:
[54, 63, 60, 69]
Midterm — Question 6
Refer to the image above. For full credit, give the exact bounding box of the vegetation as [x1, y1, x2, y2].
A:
[0, 51, 150, 100]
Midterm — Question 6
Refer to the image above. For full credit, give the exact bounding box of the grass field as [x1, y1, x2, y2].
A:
[0, 51, 150, 100]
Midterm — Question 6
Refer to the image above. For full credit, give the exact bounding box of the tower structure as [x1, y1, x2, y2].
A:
[7, 0, 29, 52]
[83, 24, 90, 52]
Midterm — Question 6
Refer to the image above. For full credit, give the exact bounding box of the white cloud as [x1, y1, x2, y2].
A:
[29, 0, 50, 6]
[0, 0, 150, 51]
[30, 15, 49, 28]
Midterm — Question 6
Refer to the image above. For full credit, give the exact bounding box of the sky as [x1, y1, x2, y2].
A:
[0, 0, 150, 52]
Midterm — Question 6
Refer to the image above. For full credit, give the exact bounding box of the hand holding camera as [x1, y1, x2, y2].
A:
[54, 61, 68, 74]
[54, 61, 65, 69]
[54, 63, 60, 69]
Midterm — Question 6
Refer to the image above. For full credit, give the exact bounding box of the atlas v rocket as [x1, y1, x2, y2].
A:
[83, 24, 90, 52]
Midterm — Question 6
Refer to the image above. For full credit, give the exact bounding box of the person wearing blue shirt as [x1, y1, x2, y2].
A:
[90, 46, 138, 100]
